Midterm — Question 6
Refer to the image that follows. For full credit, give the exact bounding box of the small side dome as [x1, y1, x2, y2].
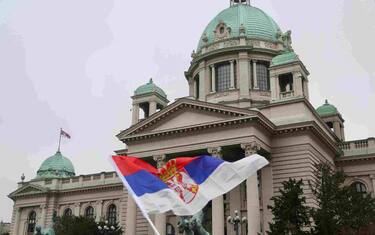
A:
[36, 151, 75, 179]
[271, 51, 299, 67]
[134, 78, 167, 99]
[316, 100, 339, 117]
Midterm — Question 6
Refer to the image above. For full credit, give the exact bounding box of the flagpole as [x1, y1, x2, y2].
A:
[58, 128, 62, 152]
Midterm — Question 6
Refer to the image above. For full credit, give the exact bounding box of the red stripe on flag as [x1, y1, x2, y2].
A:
[112, 156, 158, 176]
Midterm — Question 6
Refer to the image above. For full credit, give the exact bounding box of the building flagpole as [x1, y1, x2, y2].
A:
[57, 128, 62, 152]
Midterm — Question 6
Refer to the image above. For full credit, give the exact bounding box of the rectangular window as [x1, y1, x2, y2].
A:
[194, 75, 200, 99]
[257, 62, 270, 91]
[216, 63, 231, 92]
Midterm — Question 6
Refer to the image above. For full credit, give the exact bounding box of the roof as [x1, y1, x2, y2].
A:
[271, 50, 299, 66]
[197, 4, 281, 51]
[36, 151, 75, 179]
[316, 100, 339, 117]
[134, 78, 167, 99]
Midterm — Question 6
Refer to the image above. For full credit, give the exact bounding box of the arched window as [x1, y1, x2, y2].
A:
[352, 181, 367, 193]
[107, 204, 117, 225]
[256, 62, 270, 91]
[27, 211, 36, 234]
[64, 208, 73, 217]
[85, 206, 94, 219]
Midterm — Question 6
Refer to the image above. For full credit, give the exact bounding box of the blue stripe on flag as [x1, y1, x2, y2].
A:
[125, 170, 168, 196]
[184, 155, 224, 184]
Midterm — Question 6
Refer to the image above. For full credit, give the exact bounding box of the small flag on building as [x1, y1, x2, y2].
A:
[110, 154, 268, 234]
[60, 129, 71, 139]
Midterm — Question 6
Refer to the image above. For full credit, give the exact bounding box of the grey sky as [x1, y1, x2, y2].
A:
[0, 0, 374, 222]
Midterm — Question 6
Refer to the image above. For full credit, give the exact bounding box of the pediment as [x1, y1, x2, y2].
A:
[117, 98, 261, 140]
[9, 184, 48, 199]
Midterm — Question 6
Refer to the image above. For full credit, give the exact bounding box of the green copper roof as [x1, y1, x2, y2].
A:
[36, 151, 75, 179]
[197, 4, 281, 51]
[316, 100, 339, 117]
[271, 51, 299, 66]
[134, 79, 167, 99]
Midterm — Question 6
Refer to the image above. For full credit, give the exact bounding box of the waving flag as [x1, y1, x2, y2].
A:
[111, 154, 268, 216]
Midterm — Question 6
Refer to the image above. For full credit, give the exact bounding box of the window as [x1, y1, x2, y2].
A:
[352, 181, 367, 193]
[256, 62, 270, 91]
[27, 211, 36, 233]
[216, 62, 231, 92]
[107, 204, 117, 225]
[194, 74, 200, 99]
[64, 208, 73, 217]
[85, 206, 94, 219]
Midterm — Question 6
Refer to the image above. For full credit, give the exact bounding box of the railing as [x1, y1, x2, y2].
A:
[338, 138, 375, 156]
[280, 91, 294, 99]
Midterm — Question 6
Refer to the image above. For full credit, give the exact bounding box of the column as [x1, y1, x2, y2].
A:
[261, 165, 273, 233]
[74, 202, 81, 217]
[211, 65, 216, 92]
[132, 104, 140, 125]
[293, 72, 303, 97]
[270, 76, 277, 100]
[153, 155, 167, 235]
[252, 60, 258, 89]
[303, 79, 310, 100]
[149, 101, 157, 116]
[208, 147, 225, 235]
[11, 207, 21, 235]
[198, 62, 206, 101]
[125, 196, 137, 235]
[40, 204, 47, 227]
[96, 201, 103, 222]
[333, 122, 342, 140]
[371, 175, 375, 196]
[230, 60, 235, 89]
[241, 143, 261, 235]
[238, 52, 250, 98]
[188, 79, 195, 97]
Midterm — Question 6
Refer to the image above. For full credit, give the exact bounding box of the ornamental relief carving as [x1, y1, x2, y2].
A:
[213, 21, 231, 41]
[224, 40, 239, 47]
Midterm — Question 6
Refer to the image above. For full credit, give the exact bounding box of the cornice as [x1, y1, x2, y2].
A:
[335, 155, 375, 164]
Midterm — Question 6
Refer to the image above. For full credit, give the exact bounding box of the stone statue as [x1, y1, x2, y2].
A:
[177, 210, 210, 235]
[34, 225, 55, 235]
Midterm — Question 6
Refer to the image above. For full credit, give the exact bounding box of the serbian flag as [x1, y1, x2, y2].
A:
[111, 154, 268, 216]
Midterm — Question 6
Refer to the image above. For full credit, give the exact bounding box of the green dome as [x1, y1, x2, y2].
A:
[271, 51, 299, 66]
[134, 79, 167, 99]
[36, 151, 75, 179]
[316, 100, 339, 117]
[197, 4, 281, 51]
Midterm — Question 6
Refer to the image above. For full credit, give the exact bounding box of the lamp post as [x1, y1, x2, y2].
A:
[227, 210, 247, 235]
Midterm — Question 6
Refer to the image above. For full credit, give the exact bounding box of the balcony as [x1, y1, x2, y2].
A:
[280, 91, 294, 99]
[338, 138, 375, 157]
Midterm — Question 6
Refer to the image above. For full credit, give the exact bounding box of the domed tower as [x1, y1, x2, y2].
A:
[185, 1, 310, 108]
[131, 78, 169, 124]
[316, 100, 345, 141]
[36, 151, 75, 179]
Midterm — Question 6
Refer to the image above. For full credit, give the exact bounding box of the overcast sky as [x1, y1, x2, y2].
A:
[0, 0, 374, 222]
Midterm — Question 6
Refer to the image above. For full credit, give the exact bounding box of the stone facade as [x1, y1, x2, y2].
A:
[8, 1, 375, 235]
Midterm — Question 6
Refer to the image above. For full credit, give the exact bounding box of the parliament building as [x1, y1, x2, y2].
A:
[8, 0, 375, 234]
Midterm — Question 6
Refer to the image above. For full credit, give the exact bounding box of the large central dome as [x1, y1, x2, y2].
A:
[197, 4, 281, 51]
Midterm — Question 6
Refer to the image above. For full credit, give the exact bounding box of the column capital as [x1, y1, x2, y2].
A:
[96, 200, 103, 205]
[74, 202, 81, 207]
[241, 142, 260, 156]
[210, 64, 215, 69]
[153, 154, 166, 168]
[252, 59, 258, 63]
[40, 204, 47, 209]
[208, 147, 222, 159]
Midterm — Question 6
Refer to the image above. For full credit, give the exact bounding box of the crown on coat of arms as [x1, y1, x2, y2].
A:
[158, 159, 177, 182]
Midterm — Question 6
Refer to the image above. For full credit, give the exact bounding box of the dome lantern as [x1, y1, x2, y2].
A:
[230, 0, 251, 6]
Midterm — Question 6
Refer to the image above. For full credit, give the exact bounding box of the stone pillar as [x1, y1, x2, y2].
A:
[132, 104, 140, 125]
[238, 52, 250, 98]
[341, 126, 346, 141]
[252, 60, 258, 89]
[188, 79, 195, 97]
[333, 122, 342, 140]
[211, 65, 216, 92]
[153, 154, 167, 235]
[293, 72, 303, 97]
[230, 60, 235, 89]
[303, 79, 309, 100]
[261, 165, 273, 233]
[125, 196, 137, 235]
[208, 147, 224, 235]
[96, 201, 103, 222]
[270, 76, 277, 101]
[371, 175, 375, 196]
[198, 62, 206, 101]
[149, 101, 157, 116]
[11, 207, 21, 235]
[40, 204, 47, 227]
[241, 143, 261, 235]
[74, 202, 81, 217]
